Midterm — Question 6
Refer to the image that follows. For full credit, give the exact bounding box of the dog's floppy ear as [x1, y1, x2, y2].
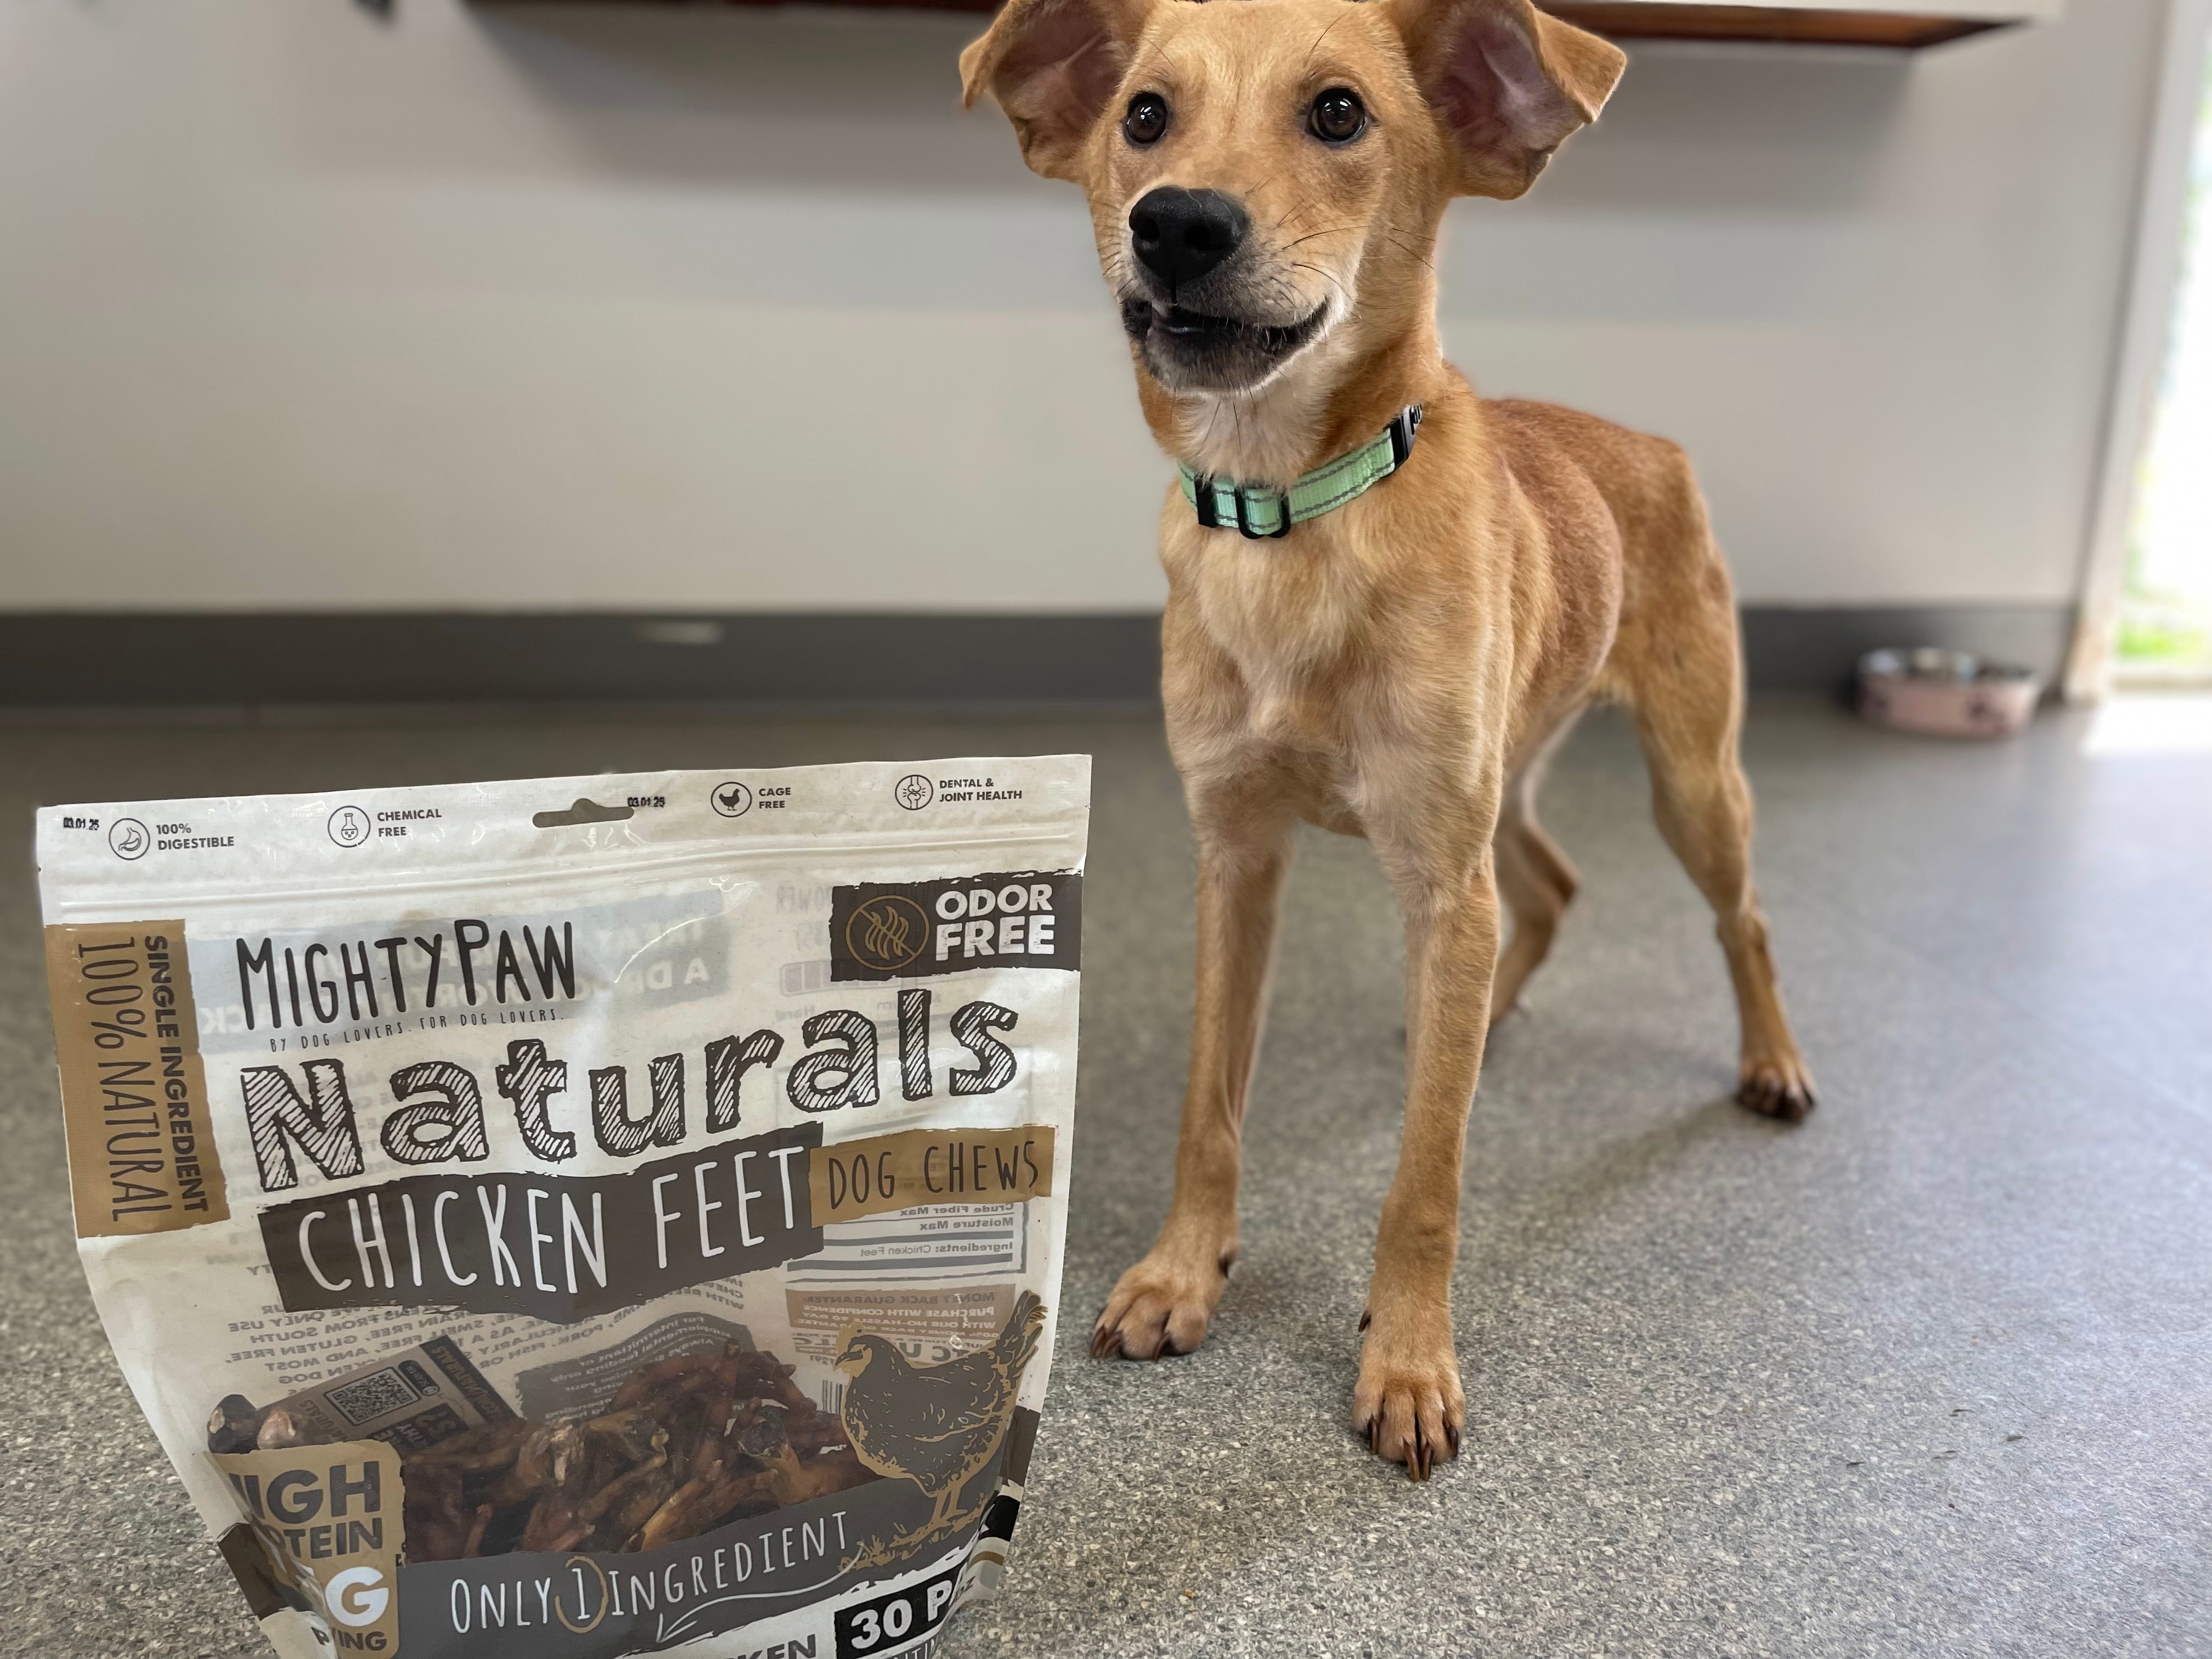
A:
[1391, 0, 1626, 200]
[960, 0, 1153, 183]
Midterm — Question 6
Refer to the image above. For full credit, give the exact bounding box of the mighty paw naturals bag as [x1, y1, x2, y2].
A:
[37, 757, 1088, 1659]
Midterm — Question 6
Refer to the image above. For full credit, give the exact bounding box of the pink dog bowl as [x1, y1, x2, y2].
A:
[1857, 648, 2041, 739]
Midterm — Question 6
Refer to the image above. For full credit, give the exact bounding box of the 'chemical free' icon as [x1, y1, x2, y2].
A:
[710, 781, 753, 818]
[328, 805, 371, 848]
[108, 819, 150, 861]
[895, 775, 934, 811]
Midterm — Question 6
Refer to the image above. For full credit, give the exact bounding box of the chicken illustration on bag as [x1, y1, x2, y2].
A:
[835, 1292, 1046, 1537]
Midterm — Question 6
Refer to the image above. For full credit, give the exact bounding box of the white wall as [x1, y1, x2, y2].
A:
[0, 0, 2166, 613]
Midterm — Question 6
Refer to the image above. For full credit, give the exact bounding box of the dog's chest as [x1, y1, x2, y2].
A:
[1188, 541, 1368, 749]
[1164, 504, 1504, 836]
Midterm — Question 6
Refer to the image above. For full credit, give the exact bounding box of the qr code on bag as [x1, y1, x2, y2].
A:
[325, 1367, 425, 1425]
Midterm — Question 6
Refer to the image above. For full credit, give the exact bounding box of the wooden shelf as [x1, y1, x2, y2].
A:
[1546, 3, 2032, 46]
[478, 0, 2061, 48]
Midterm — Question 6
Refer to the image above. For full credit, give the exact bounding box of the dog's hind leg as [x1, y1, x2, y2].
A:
[1487, 721, 1582, 1027]
[1092, 782, 1296, 1362]
[1617, 537, 1815, 1120]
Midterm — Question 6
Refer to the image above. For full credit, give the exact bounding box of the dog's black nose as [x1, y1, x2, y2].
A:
[1128, 188, 1248, 289]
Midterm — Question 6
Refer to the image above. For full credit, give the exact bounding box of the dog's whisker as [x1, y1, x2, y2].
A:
[1383, 239, 1436, 275]
[1269, 196, 1334, 239]
[1280, 224, 1361, 253]
[1288, 261, 1349, 303]
[1383, 221, 1440, 272]
[1303, 9, 1355, 70]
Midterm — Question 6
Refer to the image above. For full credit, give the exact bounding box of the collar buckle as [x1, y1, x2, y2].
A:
[1192, 475, 1290, 539]
[1192, 473, 1222, 531]
[1234, 486, 1290, 540]
[1386, 404, 1423, 470]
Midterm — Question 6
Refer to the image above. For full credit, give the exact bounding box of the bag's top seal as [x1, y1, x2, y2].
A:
[37, 754, 1092, 918]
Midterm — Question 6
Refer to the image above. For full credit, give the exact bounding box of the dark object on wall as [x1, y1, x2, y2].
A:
[0, 606, 2068, 712]
[1543, 4, 2007, 46]
[469, 0, 2028, 50]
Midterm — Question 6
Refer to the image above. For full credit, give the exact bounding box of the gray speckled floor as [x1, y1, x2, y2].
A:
[3, 698, 2209, 1658]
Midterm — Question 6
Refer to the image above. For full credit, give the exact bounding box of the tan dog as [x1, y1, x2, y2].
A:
[961, 0, 1815, 1479]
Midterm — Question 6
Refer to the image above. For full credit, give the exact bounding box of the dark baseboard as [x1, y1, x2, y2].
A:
[1738, 603, 2074, 697]
[0, 612, 1165, 711]
[0, 605, 2072, 711]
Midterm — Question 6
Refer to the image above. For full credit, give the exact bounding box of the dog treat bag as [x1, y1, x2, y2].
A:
[37, 757, 1088, 1659]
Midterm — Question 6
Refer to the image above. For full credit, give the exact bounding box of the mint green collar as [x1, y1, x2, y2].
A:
[1178, 404, 1422, 539]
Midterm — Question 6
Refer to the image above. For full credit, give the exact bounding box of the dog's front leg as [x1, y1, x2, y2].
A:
[1092, 791, 1295, 1361]
[1356, 826, 1501, 1479]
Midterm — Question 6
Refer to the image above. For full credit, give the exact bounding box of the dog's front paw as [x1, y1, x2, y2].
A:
[1090, 1244, 1232, 1361]
[1351, 1312, 1464, 1481]
[1737, 1052, 1817, 1122]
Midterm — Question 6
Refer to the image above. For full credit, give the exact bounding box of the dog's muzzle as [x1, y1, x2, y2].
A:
[1118, 187, 1331, 389]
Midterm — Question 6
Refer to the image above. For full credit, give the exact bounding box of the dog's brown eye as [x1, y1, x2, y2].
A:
[1124, 93, 1169, 146]
[1309, 88, 1366, 145]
